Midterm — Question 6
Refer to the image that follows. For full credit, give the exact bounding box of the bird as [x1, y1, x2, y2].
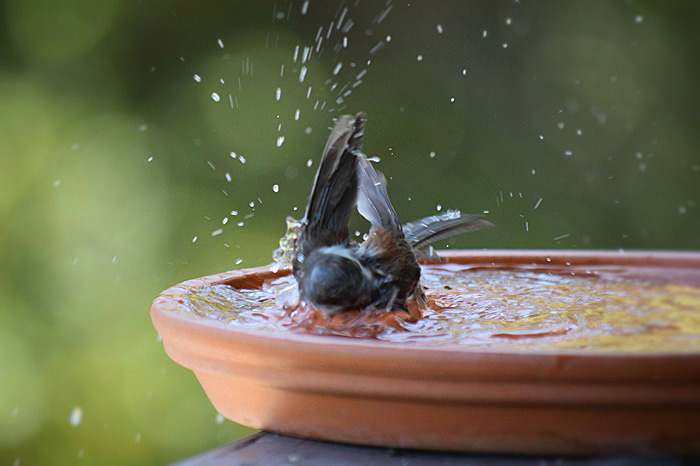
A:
[285, 112, 493, 315]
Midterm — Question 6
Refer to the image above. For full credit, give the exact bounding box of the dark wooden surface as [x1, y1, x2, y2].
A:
[175, 432, 695, 466]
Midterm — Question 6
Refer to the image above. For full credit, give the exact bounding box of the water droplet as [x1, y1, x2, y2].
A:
[217, 38, 224, 48]
[679, 206, 687, 215]
[386, 35, 392, 42]
[139, 124, 148, 131]
[502, 42, 508, 48]
[557, 122, 565, 129]
[229, 151, 237, 159]
[306, 159, 313, 167]
[192, 236, 198, 243]
[235, 258, 243, 265]
[147, 156, 153, 162]
[231, 210, 238, 216]
[564, 150, 573, 156]
[211, 229, 223, 237]
[272, 184, 279, 193]
[635, 15, 644, 24]
[429, 151, 436, 158]
[505, 18, 512, 25]
[416, 54, 423, 62]
[70, 407, 82, 427]
[225, 173, 232, 182]
[332, 62, 343, 75]
[576, 128, 583, 136]
[301, 46, 311, 63]
[53, 180, 61, 187]
[194, 74, 201, 82]
[299, 66, 307, 82]
[462, 69, 467, 76]
[539, 134, 544, 140]
[305, 127, 312, 134]
[450, 97, 455, 102]
[301, 0, 309, 15]
[275, 87, 281, 101]
[436, 204, 442, 211]
[216, 413, 225, 424]
[294, 109, 300, 120]
[482, 30, 488, 38]
[211, 92, 220, 102]
[436, 24, 443, 34]
[276, 136, 285, 147]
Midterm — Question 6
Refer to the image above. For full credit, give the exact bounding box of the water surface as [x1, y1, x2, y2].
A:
[178, 264, 700, 352]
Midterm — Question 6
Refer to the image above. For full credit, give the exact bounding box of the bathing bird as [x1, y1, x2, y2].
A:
[289, 112, 493, 314]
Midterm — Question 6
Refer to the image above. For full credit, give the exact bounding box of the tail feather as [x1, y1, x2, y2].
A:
[402, 211, 493, 250]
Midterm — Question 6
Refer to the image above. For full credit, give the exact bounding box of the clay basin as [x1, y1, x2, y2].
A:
[150, 250, 700, 455]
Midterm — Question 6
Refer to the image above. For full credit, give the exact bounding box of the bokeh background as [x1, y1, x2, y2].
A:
[1, 0, 699, 464]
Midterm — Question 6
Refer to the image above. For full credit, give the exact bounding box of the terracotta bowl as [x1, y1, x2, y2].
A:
[150, 250, 700, 455]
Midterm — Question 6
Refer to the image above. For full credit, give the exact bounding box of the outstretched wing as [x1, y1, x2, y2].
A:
[299, 112, 366, 252]
[402, 211, 493, 250]
[356, 154, 402, 235]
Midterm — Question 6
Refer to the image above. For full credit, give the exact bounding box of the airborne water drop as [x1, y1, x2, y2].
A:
[70, 407, 82, 427]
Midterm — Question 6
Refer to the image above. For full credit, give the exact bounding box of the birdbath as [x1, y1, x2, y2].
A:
[150, 249, 700, 456]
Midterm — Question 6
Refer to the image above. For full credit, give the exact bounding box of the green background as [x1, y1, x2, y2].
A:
[1, 0, 698, 464]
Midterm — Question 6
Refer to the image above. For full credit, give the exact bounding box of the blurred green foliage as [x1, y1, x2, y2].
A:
[1, 0, 698, 464]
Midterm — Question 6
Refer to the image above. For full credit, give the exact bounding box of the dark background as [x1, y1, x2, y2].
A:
[1, 0, 698, 464]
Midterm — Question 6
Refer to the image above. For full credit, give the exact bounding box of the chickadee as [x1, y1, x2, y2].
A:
[289, 112, 493, 314]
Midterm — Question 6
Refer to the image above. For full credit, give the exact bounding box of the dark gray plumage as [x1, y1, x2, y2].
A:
[291, 113, 493, 314]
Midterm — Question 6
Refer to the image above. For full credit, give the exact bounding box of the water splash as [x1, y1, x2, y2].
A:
[272, 216, 302, 268]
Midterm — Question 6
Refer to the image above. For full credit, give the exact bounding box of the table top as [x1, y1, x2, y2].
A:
[175, 432, 694, 466]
